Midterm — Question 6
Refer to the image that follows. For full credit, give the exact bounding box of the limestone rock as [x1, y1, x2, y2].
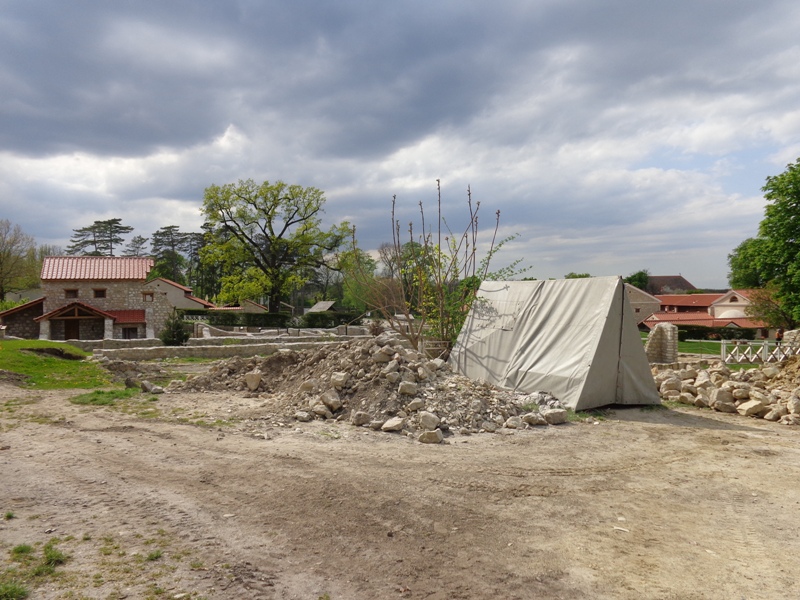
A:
[737, 399, 765, 417]
[381, 416, 405, 432]
[320, 388, 343, 412]
[418, 411, 440, 431]
[406, 399, 425, 412]
[708, 388, 734, 407]
[244, 371, 262, 391]
[522, 412, 547, 426]
[381, 360, 399, 375]
[429, 358, 446, 370]
[386, 372, 402, 383]
[659, 378, 682, 393]
[398, 381, 418, 396]
[294, 411, 313, 422]
[763, 405, 788, 421]
[504, 416, 523, 429]
[762, 365, 781, 379]
[311, 403, 333, 419]
[418, 429, 444, 444]
[713, 401, 738, 413]
[542, 408, 568, 425]
[350, 411, 372, 426]
[732, 388, 751, 400]
[330, 371, 349, 389]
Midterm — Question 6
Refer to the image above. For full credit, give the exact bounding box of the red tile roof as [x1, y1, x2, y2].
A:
[149, 277, 192, 292]
[41, 256, 154, 281]
[656, 294, 724, 307]
[34, 303, 147, 323]
[188, 295, 216, 308]
[106, 310, 146, 323]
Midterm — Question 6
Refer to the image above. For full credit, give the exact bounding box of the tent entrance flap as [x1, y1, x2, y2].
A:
[449, 277, 659, 410]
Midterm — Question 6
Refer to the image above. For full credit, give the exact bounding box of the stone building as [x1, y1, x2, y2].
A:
[0, 256, 176, 340]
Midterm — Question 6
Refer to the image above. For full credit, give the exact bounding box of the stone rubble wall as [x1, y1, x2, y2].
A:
[164, 332, 570, 443]
[653, 356, 800, 425]
[91, 341, 356, 361]
[645, 322, 679, 364]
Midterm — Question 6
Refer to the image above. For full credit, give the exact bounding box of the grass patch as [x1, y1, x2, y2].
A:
[69, 388, 140, 406]
[1, 539, 68, 593]
[639, 403, 666, 412]
[567, 408, 613, 422]
[0, 340, 112, 389]
[0, 581, 29, 600]
[146, 550, 163, 562]
[4, 512, 15, 521]
[10, 546, 32, 560]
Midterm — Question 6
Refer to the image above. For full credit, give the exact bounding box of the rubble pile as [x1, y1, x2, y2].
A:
[167, 332, 568, 441]
[654, 356, 800, 424]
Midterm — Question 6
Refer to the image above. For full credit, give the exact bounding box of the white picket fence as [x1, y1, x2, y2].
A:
[720, 340, 800, 364]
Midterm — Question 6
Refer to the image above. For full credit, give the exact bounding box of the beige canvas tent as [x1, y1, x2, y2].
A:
[449, 276, 659, 410]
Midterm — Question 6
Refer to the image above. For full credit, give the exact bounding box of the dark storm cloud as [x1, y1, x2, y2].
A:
[1, 1, 799, 287]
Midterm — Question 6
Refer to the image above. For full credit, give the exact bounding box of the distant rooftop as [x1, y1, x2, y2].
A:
[41, 256, 154, 281]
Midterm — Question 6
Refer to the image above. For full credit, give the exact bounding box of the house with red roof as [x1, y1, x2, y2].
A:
[147, 277, 215, 310]
[0, 256, 214, 341]
[643, 289, 767, 335]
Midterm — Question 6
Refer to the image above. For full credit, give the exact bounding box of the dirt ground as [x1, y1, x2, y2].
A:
[2, 375, 800, 600]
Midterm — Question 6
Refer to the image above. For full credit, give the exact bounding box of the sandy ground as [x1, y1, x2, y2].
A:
[2, 379, 800, 600]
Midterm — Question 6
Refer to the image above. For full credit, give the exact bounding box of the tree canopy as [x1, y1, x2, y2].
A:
[728, 158, 800, 326]
[0, 220, 36, 301]
[623, 269, 650, 290]
[66, 218, 133, 256]
[150, 225, 189, 284]
[201, 179, 349, 311]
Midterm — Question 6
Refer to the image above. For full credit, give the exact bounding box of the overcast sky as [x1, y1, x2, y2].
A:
[2, 1, 799, 288]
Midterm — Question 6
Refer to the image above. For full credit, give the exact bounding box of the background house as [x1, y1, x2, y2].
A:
[0, 256, 176, 340]
[624, 284, 660, 324]
[645, 275, 697, 295]
[146, 277, 215, 310]
[643, 288, 766, 335]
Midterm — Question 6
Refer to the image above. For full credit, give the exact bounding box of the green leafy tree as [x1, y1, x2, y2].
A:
[744, 284, 797, 329]
[727, 238, 770, 289]
[623, 269, 650, 290]
[159, 309, 190, 346]
[339, 248, 378, 312]
[66, 218, 133, 256]
[727, 159, 800, 323]
[186, 225, 222, 302]
[123, 235, 150, 257]
[201, 179, 349, 312]
[564, 272, 591, 279]
[150, 225, 189, 284]
[0, 220, 35, 301]
[725, 159, 800, 324]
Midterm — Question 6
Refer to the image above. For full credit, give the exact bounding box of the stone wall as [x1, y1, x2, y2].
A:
[645, 322, 678, 364]
[40, 280, 172, 340]
[0, 303, 43, 339]
[92, 340, 352, 361]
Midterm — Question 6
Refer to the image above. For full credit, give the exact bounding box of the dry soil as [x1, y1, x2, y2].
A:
[2, 378, 800, 599]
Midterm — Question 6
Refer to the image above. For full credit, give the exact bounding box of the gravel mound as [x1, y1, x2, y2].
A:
[166, 332, 567, 439]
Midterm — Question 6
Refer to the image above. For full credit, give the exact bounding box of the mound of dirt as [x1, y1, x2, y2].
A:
[24, 347, 83, 360]
[0, 369, 30, 386]
[166, 332, 565, 435]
